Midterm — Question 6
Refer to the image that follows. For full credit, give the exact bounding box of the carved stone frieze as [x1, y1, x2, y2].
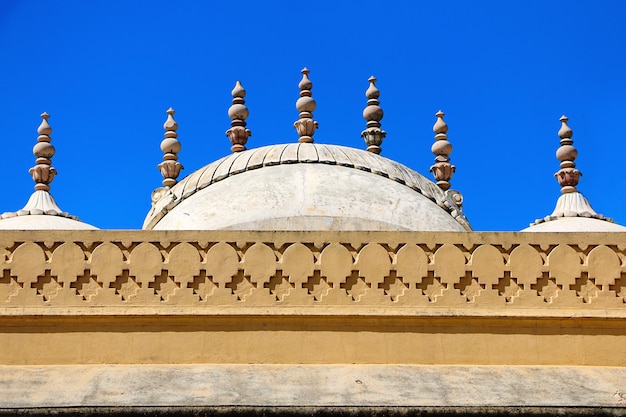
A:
[0, 231, 624, 316]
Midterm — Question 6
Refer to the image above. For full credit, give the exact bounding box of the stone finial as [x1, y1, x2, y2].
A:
[293, 67, 318, 143]
[361, 76, 386, 154]
[430, 110, 455, 191]
[158, 108, 183, 188]
[554, 115, 580, 194]
[29, 112, 57, 192]
[528, 115, 616, 227]
[226, 81, 251, 152]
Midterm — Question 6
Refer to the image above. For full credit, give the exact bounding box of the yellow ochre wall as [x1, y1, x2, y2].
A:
[1, 231, 625, 366]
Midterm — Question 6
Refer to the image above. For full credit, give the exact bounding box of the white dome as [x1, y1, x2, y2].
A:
[522, 192, 626, 232]
[0, 190, 98, 230]
[0, 214, 98, 230]
[522, 217, 626, 232]
[144, 143, 470, 231]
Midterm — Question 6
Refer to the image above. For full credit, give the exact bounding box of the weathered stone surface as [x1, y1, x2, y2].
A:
[0, 365, 624, 408]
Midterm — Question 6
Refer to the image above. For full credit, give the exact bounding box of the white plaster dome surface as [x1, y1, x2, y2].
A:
[522, 217, 626, 232]
[144, 143, 470, 231]
[0, 214, 98, 230]
[522, 192, 626, 232]
[0, 190, 98, 230]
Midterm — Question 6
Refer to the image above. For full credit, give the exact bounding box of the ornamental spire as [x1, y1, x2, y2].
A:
[158, 108, 183, 188]
[29, 112, 57, 192]
[0, 112, 82, 220]
[293, 67, 318, 143]
[527, 115, 615, 227]
[226, 81, 251, 152]
[430, 110, 455, 191]
[361, 76, 386, 154]
[554, 115, 580, 194]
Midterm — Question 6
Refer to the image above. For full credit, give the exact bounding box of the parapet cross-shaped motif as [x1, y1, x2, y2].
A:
[417, 271, 446, 302]
[188, 270, 217, 301]
[149, 270, 180, 302]
[531, 272, 563, 303]
[492, 271, 522, 303]
[110, 270, 141, 301]
[71, 269, 102, 301]
[264, 270, 294, 302]
[31, 270, 61, 302]
[340, 270, 371, 302]
[226, 269, 256, 301]
[569, 272, 599, 304]
[454, 272, 485, 303]
[378, 270, 408, 302]
[303, 270, 332, 301]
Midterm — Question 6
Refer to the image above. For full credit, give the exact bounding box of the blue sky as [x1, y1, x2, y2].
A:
[1, 1, 625, 230]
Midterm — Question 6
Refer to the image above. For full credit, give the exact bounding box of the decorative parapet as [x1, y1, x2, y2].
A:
[0, 230, 625, 316]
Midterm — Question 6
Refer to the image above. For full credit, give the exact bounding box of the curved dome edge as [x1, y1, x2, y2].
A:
[143, 143, 471, 231]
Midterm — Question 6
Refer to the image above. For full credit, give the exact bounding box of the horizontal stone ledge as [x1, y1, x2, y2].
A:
[1, 406, 625, 417]
[1, 306, 626, 318]
[0, 365, 624, 409]
[1, 229, 626, 245]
